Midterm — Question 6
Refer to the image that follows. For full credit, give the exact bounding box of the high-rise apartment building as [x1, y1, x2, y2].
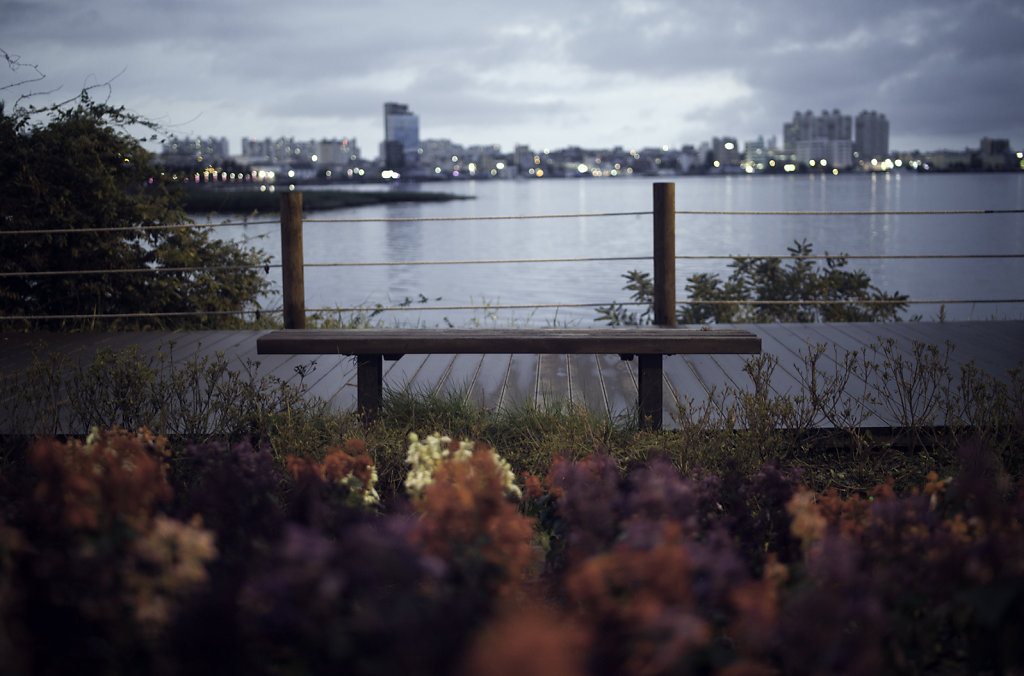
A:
[855, 111, 889, 161]
[784, 109, 852, 151]
[783, 109, 854, 168]
[160, 136, 230, 163]
[240, 138, 361, 167]
[712, 136, 741, 167]
[382, 102, 420, 170]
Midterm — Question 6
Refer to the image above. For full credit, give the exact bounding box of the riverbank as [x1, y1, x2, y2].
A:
[181, 184, 471, 214]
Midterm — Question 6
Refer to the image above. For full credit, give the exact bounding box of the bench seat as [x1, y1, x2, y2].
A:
[256, 328, 761, 428]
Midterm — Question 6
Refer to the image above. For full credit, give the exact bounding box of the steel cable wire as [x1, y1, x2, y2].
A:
[3, 253, 1024, 278]
[5, 297, 1024, 322]
[4, 207, 1023, 235]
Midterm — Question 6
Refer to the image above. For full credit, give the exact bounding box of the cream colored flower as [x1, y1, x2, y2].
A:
[404, 432, 520, 500]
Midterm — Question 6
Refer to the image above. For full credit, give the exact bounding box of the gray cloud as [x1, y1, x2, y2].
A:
[2, 0, 1021, 153]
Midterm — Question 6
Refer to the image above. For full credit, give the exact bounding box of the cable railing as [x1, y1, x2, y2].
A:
[5, 208, 1024, 235]
[2, 188, 1023, 325]
[6, 253, 1024, 280]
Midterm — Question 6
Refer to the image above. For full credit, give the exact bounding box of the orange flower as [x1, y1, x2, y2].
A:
[727, 554, 788, 657]
[522, 472, 545, 501]
[414, 448, 538, 596]
[286, 441, 379, 506]
[29, 428, 171, 532]
[786, 489, 827, 546]
[459, 603, 589, 676]
[286, 455, 324, 481]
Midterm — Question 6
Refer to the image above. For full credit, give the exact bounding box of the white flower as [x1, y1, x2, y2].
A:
[404, 432, 520, 500]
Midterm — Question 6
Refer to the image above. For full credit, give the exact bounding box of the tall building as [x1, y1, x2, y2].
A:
[784, 109, 852, 151]
[855, 111, 889, 161]
[712, 136, 741, 167]
[795, 139, 853, 169]
[382, 102, 420, 170]
[314, 138, 361, 166]
[783, 109, 854, 168]
[160, 136, 230, 164]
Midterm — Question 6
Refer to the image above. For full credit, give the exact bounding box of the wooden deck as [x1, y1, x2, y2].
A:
[1, 321, 1021, 433]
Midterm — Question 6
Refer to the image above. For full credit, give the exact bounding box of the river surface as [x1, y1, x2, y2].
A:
[209, 172, 1024, 325]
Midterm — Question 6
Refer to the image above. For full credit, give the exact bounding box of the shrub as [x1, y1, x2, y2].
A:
[597, 239, 909, 325]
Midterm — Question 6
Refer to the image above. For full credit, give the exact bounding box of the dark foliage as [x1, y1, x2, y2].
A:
[597, 239, 910, 325]
[168, 439, 285, 566]
[0, 91, 272, 330]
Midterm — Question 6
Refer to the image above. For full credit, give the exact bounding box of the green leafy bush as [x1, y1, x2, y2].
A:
[598, 239, 910, 325]
[0, 86, 272, 330]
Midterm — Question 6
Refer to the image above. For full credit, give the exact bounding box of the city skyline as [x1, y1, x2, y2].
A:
[2, 1, 1022, 154]
[162, 106, 899, 167]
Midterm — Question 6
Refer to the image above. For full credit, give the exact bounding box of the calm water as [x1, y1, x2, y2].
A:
[214, 172, 1024, 325]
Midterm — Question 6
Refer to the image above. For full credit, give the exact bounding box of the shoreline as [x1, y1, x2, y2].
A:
[180, 185, 472, 214]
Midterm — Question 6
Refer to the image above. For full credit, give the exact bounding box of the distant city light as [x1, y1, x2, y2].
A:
[784, 164, 797, 172]
[577, 163, 589, 174]
[723, 142, 735, 151]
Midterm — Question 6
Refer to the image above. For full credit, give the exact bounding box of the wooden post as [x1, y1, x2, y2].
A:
[653, 182, 676, 326]
[637, 353, 663, 430]
[640, 182, 676, 431]
[280, 192, 305, 329]
[356, 354, 384, 422]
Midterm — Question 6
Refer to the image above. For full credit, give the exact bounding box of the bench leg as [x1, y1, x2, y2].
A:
[356, 354, 383, 422]
[637, 354, 663, 431]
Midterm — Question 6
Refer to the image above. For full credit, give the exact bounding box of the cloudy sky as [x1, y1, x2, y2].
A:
[2, 0, 1022, 157]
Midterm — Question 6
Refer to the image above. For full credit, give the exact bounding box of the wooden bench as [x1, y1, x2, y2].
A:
[256, 327, 761, 429]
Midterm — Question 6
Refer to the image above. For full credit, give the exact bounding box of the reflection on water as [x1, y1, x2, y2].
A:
[221, 173, 1024, 325]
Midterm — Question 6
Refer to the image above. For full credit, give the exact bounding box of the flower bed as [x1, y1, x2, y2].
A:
[1, 428, 1022, 674]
